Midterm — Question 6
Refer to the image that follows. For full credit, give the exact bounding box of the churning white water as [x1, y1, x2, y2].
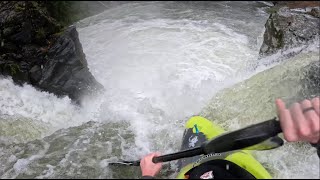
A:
[0, 1, 318, 179]
[77, 1, 268, 158]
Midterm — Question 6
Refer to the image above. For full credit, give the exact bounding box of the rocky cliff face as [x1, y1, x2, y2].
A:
[35, 26, 104, 104]
[0, 1, 104, 104]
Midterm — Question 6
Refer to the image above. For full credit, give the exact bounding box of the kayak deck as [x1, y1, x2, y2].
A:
[176, 116, 272, 179]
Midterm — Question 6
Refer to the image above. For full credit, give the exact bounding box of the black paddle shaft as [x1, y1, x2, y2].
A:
[152, 147, 204, 163]
[110, 147, 204, 166]
[111, 118, 282, 166]
[203, 118, 282, 153]
[153, 118, 282, 164]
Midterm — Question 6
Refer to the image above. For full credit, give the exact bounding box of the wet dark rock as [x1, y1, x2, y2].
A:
[37, 26, 104, 103]
[0, 60, 29, 85]
[10, 22, 33, 44]
[0, 1, 104, 104]
[3, 27, 14, 36]
[259, 7, 319, 57]
[21, 45, 41, 62]
[271, 1, 319, 9]
[29, 65, 42, 84]
[1, 42, 17, 52]
[305, 8, 320, 18]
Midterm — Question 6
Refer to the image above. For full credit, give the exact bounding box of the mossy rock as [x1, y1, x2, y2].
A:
[0, 62, 29, 84]
[2, 63, 19, 75]
[266, 6, 281, 14]
[14, 3, 25, 12]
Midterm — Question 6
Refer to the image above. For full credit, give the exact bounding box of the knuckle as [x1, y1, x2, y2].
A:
[301, 99, 311, 105]
[298, 126, 311, 137]
[290, 103, 300, 111]
[310, 117, 320, 129]
[312, 97, 320, 101]
[285, 134, 297, 142]
[293, 102, 300, 107]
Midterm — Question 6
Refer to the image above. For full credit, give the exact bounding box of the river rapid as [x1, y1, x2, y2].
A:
[0, 1, 319, 179]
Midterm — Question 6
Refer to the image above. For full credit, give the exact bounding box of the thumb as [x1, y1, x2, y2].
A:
[154, 152, 161, 157]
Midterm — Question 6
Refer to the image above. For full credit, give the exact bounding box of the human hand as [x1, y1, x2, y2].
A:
[276, 97, 319, 143]
[140, 152, 163, 177]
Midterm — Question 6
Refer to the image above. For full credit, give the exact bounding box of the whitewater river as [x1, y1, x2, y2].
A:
[0, 1, 319, 179]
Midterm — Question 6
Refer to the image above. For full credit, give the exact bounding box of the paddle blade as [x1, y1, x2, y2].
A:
[243, 135, 284, 151]
[203, 118, 282, 154]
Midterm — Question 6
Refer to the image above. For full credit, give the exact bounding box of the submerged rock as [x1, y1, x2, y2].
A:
[0, 121, 140, 179]
[300, 60, 320, 99]
[200, 51, 320, 178]
[201, 51, 319, 130]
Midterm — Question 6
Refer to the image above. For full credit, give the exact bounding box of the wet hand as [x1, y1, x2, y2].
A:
[276, 97, 320, 144]
[140, 152, 163, 177]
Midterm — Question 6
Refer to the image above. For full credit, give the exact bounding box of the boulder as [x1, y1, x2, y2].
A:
[259, 7, 319, 57]
[0, 1, 104, 104]
[37, 26, 104, 103]
[260, 1, 319, 59]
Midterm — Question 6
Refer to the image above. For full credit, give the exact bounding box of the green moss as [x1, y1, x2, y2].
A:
[36, 27, 46, 39]
[42, 1, 76, 26]
[4, 63, 20, 75]
[269, 16, 284, 49]
[277, 31, 284, 48]
[266, 6, 281, 14]
[14, 3, 25, 12]
[53, 29, 65, 37]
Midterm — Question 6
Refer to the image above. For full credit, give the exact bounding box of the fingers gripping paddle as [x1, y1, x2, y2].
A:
[109, 118, 283, 166]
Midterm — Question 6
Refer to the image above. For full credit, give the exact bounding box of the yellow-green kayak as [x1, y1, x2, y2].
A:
[176, 116, 272, 179]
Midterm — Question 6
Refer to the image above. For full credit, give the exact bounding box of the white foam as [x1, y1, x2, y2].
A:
[13, 159, 29, 173]
[74, 1, 270, 162]
[0, 78, 97, 137]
